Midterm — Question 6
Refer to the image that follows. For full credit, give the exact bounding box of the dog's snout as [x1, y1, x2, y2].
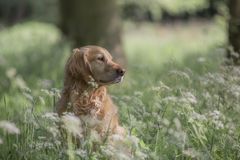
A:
[116, 68, 125, 76]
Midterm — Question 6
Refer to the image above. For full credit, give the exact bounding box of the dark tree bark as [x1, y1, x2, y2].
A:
[59, 0, 126, 66]
[228, 0, 240, 65]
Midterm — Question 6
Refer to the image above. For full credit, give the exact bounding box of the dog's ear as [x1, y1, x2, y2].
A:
[66, 48, 91, 79]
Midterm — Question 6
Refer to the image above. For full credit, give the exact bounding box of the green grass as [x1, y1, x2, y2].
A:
[124, 20, 225, 65]
[1, 20, 240, 160]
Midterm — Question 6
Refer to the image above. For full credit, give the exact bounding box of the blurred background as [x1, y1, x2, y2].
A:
[1, 0, 240, 159]
[0, 0, 237, 88]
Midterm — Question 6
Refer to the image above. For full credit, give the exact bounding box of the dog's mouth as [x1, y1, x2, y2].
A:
[113, 76, 124, 83]
[99, 76, 124, 85]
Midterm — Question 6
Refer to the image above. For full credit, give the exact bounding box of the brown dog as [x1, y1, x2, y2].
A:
[56, 45, 125, 137]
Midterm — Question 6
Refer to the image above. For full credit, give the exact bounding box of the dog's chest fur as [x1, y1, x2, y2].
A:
[69, 86, 106, 116]
[68, 86, 118, 134]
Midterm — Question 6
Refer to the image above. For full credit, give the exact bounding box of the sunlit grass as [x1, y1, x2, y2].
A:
[123, 20, 226, 66]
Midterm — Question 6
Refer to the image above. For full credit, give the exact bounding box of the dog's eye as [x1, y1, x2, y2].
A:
[97, 56, 104, 62]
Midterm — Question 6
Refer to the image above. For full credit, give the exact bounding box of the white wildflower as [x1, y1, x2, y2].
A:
[111, 134, 124, 142]
[54, 140, 61, 146]
[75, 149, 87, 158]
[227, 48, 239, 58]
[38, 79, 53, 88]
[6, 67, 16, 78]
[173, 130, 187, 142]
[0, 121, 20, 134]
[127, 135, 139, 149]
[208, 110, 221, 120]
[134, 91, 143, 97]
[207, 110, 225, 130]
[182, 92, 197, 104]
[90, 130, 101, 142]
[0, 137, 2, 144]
[162, 118, 170, 126]
[37, 136, 46, 140]
[202, 91, 211, 99]
[231, 66, 240, 76]
[152, 112, 159, 118]
[197, 57, 206, 63]
[226, 122, 236, 135]
[38, 96, 45, 105]
[23, 108, 38, 127]
[122, 96, 131, 101]
[114, 152, 132, 160]
[162, 96, 177, 103]
[51, 88, 61, 97]
[169, 70, 190, 81]
[41, 89, 54, 96]
[42, 112, 60, 122]
[81, 115, 101, 127]
[190, 112, 207, 122]
[173, 118, 181, 130]
[151, 81, 171, 92]
[15, 76, 27, 89]
[168, 128, 174, 135]
[35, 141, 54, 150]
[151, 86, 161, 92]
[22, 92, 34, 102]
[61, 113, 82, 137]
[101, 145, 115, 157]
[204, 73, 225, 85]
[47, 126, 60, 138]
[158, 81, 171, 90]
[213, 120, 224, 129]
[183, 148, 199, 158]
[228, 85, 240, 98]
[135, 150, 147, 160]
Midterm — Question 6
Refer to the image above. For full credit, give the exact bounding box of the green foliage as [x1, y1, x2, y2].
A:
[157, 0, 209, 14]
[0, 22, 70, 92]
[0, 0, 225, 25]
[29, 0, 59, 23]
[1, 21, 240, 159]
[120, 0, 210, 20]
[0, 0, 59, 24]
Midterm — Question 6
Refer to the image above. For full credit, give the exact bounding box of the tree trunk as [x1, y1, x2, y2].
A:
[228, 0, 240, 65]
[59, 0, 126, 66]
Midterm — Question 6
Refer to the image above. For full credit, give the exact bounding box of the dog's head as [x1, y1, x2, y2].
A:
[66, 45, 125, 85]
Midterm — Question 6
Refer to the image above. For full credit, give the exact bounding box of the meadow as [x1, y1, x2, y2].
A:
[0, 19, 240, 160]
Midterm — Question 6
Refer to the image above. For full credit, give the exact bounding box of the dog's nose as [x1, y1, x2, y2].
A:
[116, 68, 126, 76]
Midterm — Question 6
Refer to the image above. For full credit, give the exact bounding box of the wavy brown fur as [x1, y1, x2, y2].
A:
[56, 46, 125, 136]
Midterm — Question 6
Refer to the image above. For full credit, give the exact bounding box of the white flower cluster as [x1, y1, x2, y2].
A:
[207, 110, 225, 130]
[0, 120, 20, 134]
[0, 120, 20, 144]
[101, 134, 147, 160]
[61, 113, 83, 138]
[5, 67, 28, 89]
